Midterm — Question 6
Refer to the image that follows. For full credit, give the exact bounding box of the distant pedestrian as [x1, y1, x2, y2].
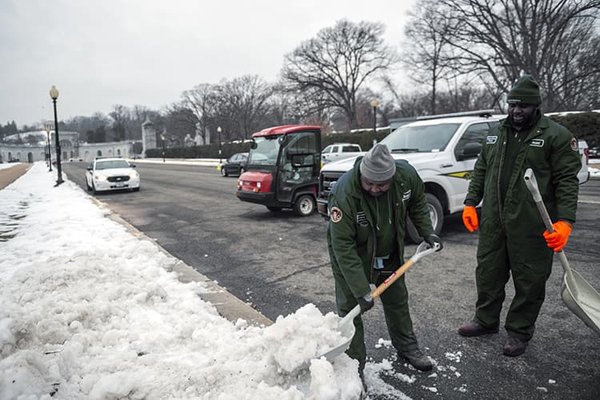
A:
[327, 143, 442, 384]
[458, 75, 581, 356]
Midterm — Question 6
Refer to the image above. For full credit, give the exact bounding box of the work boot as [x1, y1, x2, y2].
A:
[399, 348, 433, 371]
[503, 336, 528, 357]
[458, 321, 499, 337]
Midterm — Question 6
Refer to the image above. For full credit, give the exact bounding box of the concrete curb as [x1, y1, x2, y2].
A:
[103, 207, 273, 327]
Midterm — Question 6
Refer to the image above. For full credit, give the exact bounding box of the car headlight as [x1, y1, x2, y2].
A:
[94, 174, 107, 181]
[129, 171, 139, 178]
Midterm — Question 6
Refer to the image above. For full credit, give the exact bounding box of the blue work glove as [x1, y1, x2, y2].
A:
[425, 234, 443, 251]
[357, 294, 374, 314]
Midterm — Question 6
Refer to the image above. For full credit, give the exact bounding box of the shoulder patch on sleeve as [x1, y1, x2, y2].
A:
[570, 138, 578, 152]
[330, 207, 343, 223]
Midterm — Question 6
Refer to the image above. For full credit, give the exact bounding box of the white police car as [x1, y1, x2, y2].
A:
[85, 157, 140, 194]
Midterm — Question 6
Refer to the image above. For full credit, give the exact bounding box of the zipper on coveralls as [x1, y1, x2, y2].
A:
[369, 221, 377, 283]
[496, 132, 507, 226]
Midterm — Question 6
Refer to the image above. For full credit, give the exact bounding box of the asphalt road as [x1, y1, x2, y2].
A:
[63, 161, 600, 400]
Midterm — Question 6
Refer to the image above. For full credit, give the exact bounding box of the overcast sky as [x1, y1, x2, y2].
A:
[0, 0, 416, 128]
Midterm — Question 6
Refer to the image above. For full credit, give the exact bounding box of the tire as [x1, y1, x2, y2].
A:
[132, 187, 140, 192]
[221, 167, 228, 177]
[266, 206, 282, 212]
[293, 194, 315, 217]
[85, 179, 91, 191]
[92, 182, 98, 195]
[406, 193, 444, 243]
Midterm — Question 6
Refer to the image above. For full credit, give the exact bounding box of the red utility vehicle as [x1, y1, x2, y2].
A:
[236, 125, 321, 216]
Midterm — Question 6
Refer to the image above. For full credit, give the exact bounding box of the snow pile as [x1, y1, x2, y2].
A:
[0, 163, 362, 400]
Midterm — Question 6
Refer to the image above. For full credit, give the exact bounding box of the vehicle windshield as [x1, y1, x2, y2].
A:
[95, 160, 130, 170]
[247, 136, 281, 166]
[380, 123, 460, 152]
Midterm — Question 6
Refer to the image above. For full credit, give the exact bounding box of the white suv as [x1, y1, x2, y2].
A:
[318, 111, 503, 242]
[318, 110, 589, 242]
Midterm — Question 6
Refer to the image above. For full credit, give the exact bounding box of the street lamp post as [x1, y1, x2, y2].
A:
[49, 86, 63, 186]
[217, 126, 222, 165]
[44, 121, 53, 171]
[370, 99, 379, 136]
[161, 134, 166, 162]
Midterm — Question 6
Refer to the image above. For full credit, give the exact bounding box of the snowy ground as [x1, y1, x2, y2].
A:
[0, 163, 364, 400]
[0, 161, 598, 399]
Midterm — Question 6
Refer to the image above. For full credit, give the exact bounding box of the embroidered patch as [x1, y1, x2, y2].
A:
[486, 136, 498, 145]
[402, 190, 412, 203]
[570, 138, 578, 151]
[356, 211, 369, 227]
[530, 139, 544, 147]
[330, 207, 343, 223]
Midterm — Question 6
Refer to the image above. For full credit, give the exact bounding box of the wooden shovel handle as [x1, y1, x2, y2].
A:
[369, 241, 438, 299]
[371, 259, 415, 299]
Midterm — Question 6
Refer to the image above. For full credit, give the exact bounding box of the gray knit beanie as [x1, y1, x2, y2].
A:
[360, 144, 396, 182]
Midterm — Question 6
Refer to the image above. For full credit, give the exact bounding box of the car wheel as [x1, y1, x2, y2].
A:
[266, 206, 282, 212]
[221, 167, 228, 177]
[92, 182, 98, 195]
[294, 194, 315, 217]
[132, 187, 140, 192]
[406, 193, 444, 243]
[85, 179, 91, 191]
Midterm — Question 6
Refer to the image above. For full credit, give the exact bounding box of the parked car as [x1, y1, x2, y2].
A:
[321, 143, 362, 165]
[221, 152, 248, 177]
[318, 111, 591, 242]
[318, 111, 504, 242]
[85, 157, 140, 193]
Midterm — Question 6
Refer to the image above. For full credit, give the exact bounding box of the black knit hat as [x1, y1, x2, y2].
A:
[507, 75, 542, 105]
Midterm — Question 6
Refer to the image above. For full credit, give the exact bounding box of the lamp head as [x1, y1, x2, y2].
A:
[49, 85, 59, 100]
[217, 126, 222, 133]
[370, 99, 379, 108]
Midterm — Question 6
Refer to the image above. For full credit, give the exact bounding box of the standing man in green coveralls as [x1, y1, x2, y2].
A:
[327, 144, 442, 381]
[458, 75, 581, 356]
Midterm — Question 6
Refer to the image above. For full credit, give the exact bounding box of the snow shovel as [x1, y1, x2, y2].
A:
[523, 168, 600, 335]
[318, 241, 441, 364]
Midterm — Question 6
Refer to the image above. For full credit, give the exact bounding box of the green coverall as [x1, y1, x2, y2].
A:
[327, 157, 433, 371]
[464, 115, 581, 341]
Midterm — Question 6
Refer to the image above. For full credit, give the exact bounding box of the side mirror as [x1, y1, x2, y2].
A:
[87, 166, 93, 171]
[130, 164, 136, 168]
[250, 141, 257, 150]
[457, 142, 482, 161]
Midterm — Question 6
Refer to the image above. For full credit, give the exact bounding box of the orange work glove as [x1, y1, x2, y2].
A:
[543, 220, 572, 252]
[462, 205, 479, 232]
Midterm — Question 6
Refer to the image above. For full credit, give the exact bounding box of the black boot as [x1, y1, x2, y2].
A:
[458, 321, 499, 337]
[399, 348, 433, 371]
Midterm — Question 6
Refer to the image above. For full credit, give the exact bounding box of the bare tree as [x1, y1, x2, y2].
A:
[109, 105, 132, 142]
[403, 0, 457, 114]
[431, 0, 600, 111]
[282, 19, 398, 129]
[163, 105, 198, 140]
[217, 75, 274, 139]
[180, 83, 219, 143]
